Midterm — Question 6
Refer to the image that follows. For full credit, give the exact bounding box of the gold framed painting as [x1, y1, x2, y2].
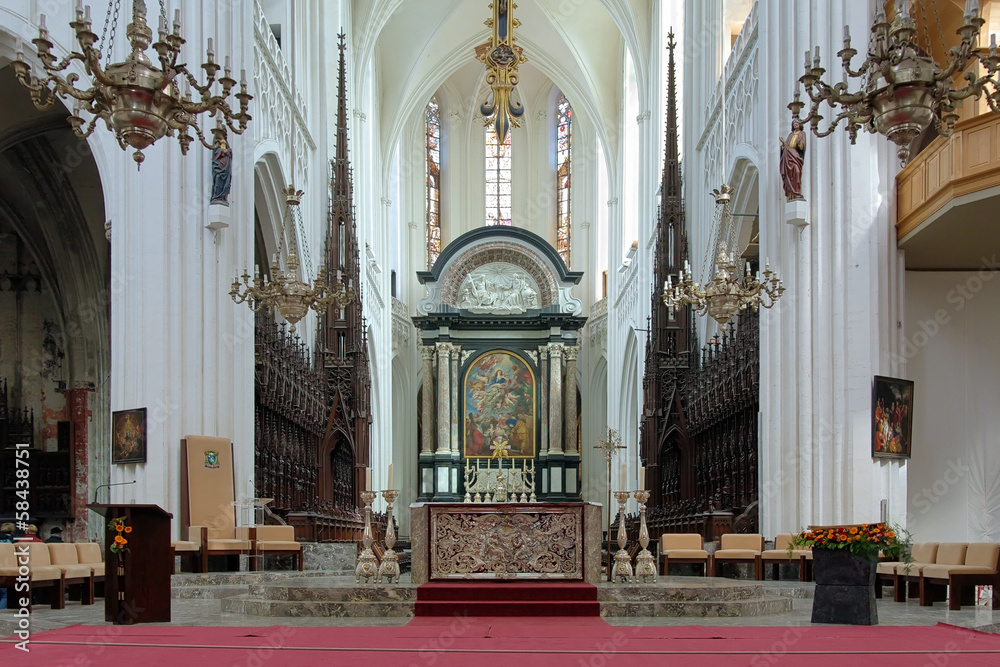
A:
[463, 350, 536, 458]
[112, 407, 147, 464]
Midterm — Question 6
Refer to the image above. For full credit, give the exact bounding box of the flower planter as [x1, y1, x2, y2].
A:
[810, 548, 878, 625]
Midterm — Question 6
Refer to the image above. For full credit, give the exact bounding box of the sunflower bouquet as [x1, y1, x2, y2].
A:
[108, 516, 133, 556]
[791, 523, 909, 562]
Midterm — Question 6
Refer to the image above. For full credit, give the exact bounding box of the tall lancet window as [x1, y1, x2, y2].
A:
[426, 97, 442, 268]
[485, 128, 512, 226]
[556, 94, 572, 266]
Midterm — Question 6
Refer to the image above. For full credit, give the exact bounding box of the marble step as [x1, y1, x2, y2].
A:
[220, 594, 414, 618]
[172, 584, 249, 600]
[600, 596, 793, 618]
[172, 571, 325, 586]
[248, 581, 418, 602]
[597, 582, 768, 603]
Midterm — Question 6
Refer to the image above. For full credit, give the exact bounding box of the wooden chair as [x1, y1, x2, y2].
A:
[712, 533, 764, 579]
[182, 436, 251, 572]
[902, 542, 967, 603]
[920, 542, 1000, 610]
[170, 537, 202, 573]
[45, 543, 96, 605]
[246, 525, 303, 571]
[0, 542, 66, 610]
[659, 533, 710, 576]
[875, 542, 937, 602]
[759, 533, 812, 582]
[74, 542, 105, 597]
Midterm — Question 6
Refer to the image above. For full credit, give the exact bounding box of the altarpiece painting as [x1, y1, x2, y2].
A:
[463, 350, 536, 458]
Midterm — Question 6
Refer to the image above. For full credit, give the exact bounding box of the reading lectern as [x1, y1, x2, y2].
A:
[88, 503, 172, 624]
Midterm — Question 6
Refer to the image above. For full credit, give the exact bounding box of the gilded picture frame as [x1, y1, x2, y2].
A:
[871, 375, 914, 459]
[111, 407, 147, 464]
[463, 350, 536, 458]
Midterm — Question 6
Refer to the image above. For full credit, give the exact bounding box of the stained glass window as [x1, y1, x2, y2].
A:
[426, 98, 441, 269]
[556, 94, 572, 266]
[485, 127, 512, 226]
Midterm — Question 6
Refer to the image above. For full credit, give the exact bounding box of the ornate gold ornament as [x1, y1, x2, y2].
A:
[475, 0, 527, 146]
[230, 186, 354, 334]
[794, 0, 1000, 165]
[12, 0, 251, 167]
[663, 185, 784, 329]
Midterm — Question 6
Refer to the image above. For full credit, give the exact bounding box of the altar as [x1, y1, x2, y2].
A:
[409, 502, 602, 584]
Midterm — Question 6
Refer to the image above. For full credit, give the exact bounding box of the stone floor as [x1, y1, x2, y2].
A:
[2, 573, 997, 637]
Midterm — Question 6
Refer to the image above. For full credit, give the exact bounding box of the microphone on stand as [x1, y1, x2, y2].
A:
[93, 480, 136, 504]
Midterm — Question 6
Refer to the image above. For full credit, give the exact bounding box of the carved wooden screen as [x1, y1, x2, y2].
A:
[254, 312, 323, 513]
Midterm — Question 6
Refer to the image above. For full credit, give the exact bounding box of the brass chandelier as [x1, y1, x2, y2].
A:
[475, 0, 527, 146]
[12, 0, 251, 167]
[794, 0, 1000, 165]
[663, 185, 784, 329]
[230, 187, 354, 334]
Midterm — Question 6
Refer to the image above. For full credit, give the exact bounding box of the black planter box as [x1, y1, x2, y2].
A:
[810, 548, 878, 625]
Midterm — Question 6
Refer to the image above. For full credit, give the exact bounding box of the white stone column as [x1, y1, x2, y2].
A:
[105, 1, 255, 537]
[450, 344, 461, 454]
[538, 345, 549, 456]
[436, 342, 451, 454]
[420, 345, 435, 456]
[548, 343, 564, 455]
[564, 346, 579, 455]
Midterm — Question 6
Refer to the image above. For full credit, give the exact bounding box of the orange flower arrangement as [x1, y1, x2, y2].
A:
[792, 523, 909, 562]
[108, 517, 131, 556]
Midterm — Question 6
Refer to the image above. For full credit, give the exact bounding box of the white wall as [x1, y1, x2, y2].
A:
[905, 269, 1000, 542]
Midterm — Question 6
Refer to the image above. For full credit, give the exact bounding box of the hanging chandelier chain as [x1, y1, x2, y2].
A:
[294, 205, 315, 280]
[100, 0, 122, 56]
[918, 0, 932, 56]
[931, 0, 948, 55]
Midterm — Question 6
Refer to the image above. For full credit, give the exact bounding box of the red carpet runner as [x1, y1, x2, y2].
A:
[415, 581, 601, 616]
[4, 621, 1000, 666]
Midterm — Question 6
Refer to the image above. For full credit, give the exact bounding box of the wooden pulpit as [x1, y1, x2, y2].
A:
[88, 503, 172, 624]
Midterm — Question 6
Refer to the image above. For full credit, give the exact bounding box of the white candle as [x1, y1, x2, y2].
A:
[639, 466, 645, 491]
[619, 463, 626, 491]
[387, 463, 394, 490]
[207, 37, 213, 53]
[365, 467, 372, 491]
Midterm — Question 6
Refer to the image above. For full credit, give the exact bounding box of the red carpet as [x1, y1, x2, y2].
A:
[3, 621, 1000, 666]
[415, 581, 601, 616]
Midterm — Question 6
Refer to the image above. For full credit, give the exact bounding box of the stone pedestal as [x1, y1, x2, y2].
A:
[810, 549, 878, 625]
[784, 198, 808, 228]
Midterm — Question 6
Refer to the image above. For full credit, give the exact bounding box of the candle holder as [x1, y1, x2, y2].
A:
[355, 490, 378, 584]
[377, 489, 400, 584]
[611, 490, 633, 583]
[633, 489, 656, 583]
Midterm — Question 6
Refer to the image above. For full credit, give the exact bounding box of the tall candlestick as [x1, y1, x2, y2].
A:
[387, 463, 394, 489]
[619, 463, 626, 491]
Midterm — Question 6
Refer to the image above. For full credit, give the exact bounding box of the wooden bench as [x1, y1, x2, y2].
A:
[920, 542, 1000, 610]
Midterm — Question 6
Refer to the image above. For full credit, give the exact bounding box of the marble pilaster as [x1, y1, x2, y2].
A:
[420, 346, 435, 456]
[450, 344, 461, 454]
[435, 342, 451, 454]
[539, 345, 549, 456]
[564, 345, 579, 455]
[548, 343, 564, 455]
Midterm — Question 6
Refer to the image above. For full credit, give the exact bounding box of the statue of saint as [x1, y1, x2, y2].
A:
[779, 119, 806, 202]
[210, 136, 233, 205]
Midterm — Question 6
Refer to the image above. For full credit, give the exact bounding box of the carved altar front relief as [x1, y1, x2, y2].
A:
[429, 504, 583, 579]
[457, 263, 540, 314]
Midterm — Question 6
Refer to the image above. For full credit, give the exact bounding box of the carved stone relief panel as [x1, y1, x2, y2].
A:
[456, 263, 541, 314]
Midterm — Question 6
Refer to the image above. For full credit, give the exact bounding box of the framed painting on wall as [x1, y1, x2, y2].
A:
[463, 350, 536, 458]
[872, 376, 914, 459]
[112, 407, 147, 464]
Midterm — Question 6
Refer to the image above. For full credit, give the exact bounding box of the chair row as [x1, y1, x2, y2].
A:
[876, 542, 1000, 610]
[171, 524, 303, 573]
[660, 533, 812, 581]
[0, 542, 105, 610]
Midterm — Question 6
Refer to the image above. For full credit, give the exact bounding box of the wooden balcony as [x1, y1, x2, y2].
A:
[897, 113, 1000, 269]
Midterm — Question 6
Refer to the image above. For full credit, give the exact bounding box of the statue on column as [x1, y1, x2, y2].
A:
[779, 118, 806, 201]
[210, 129, 233, 205]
